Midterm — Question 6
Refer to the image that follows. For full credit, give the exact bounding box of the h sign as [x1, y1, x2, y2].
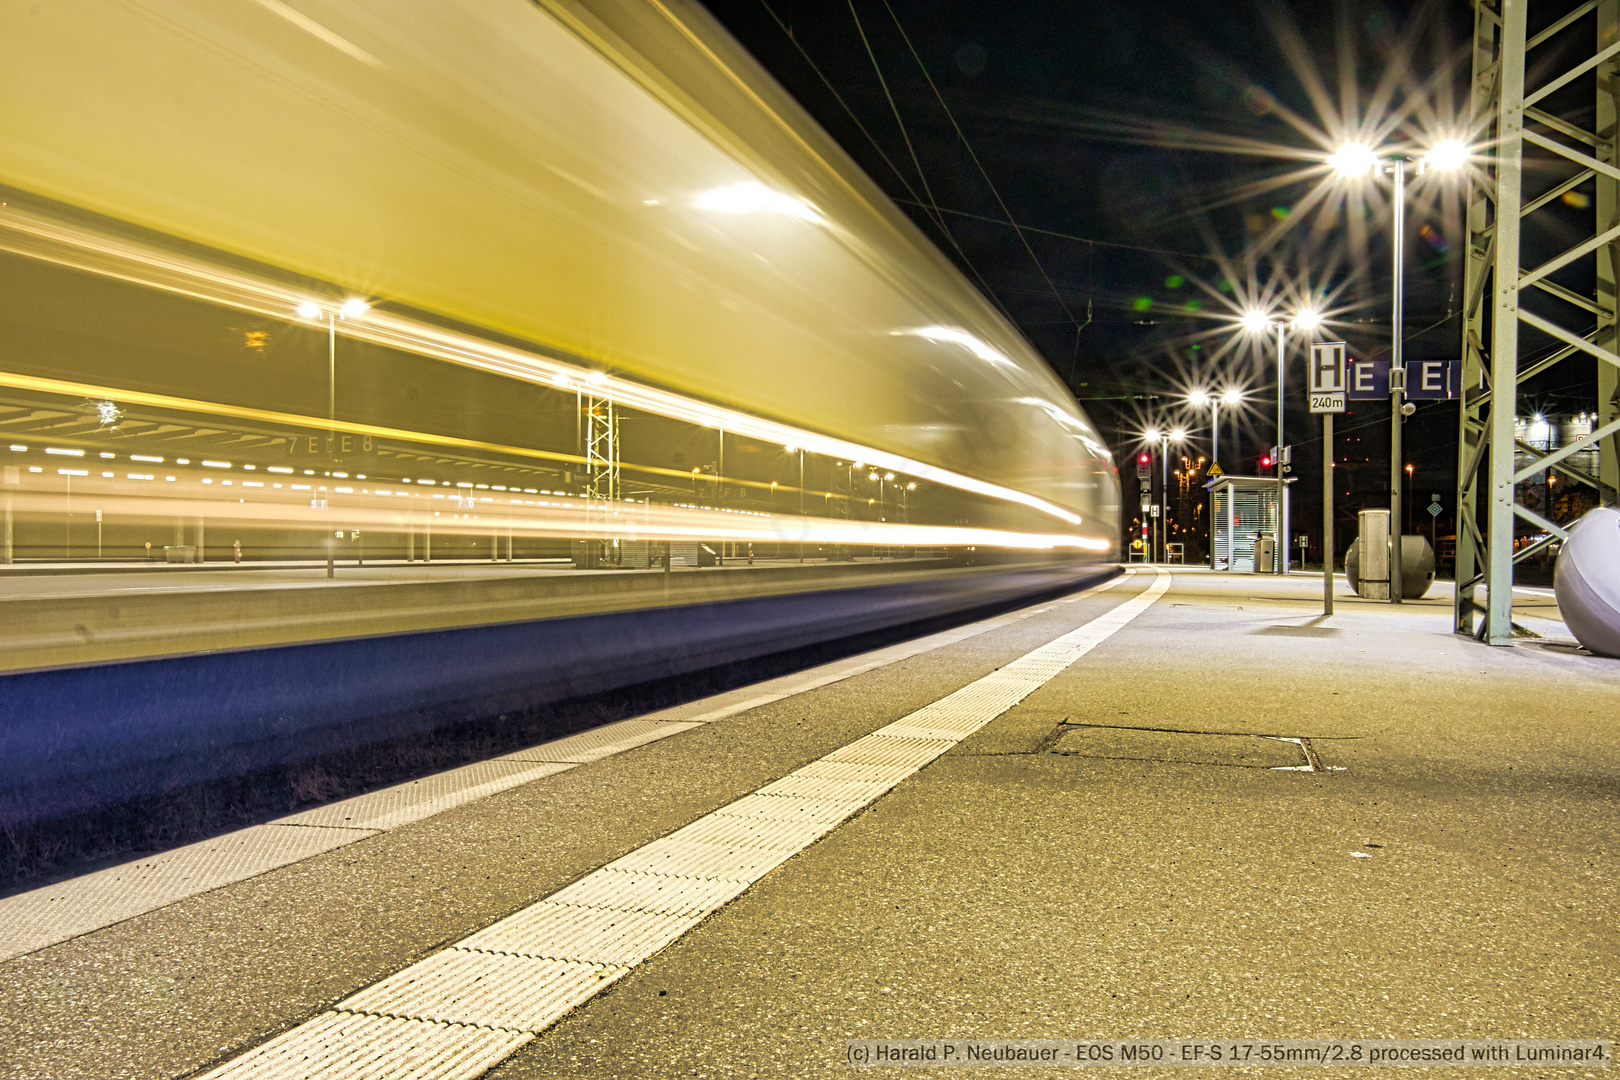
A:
[1309, 342, 1347, 413]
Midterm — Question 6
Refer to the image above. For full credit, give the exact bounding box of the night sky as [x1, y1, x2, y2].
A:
[702, 0, 1602, 558]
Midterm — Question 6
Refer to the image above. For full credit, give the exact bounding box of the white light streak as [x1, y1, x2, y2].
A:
[696, 182, 818, 221]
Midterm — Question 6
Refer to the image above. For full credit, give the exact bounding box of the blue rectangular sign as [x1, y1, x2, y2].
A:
[1404, 359, 1458, 399]
[1349, 360, 1389, 400]
[1347, 359, 1458, 400]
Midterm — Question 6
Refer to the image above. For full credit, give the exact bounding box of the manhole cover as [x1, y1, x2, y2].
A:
[1051, 726, 1309, 769]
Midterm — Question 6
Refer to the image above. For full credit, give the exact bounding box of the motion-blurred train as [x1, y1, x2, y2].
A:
[0, 0, 1119, 823]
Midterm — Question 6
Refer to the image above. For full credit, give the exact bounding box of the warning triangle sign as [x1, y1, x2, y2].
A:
[1207, 462, 1225, 478]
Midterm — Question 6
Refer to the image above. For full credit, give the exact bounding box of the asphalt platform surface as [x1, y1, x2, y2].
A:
[1, 568, 1613, 1079]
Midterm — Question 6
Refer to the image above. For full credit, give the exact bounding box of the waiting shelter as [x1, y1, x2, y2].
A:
[1207, 475, 1292, 573]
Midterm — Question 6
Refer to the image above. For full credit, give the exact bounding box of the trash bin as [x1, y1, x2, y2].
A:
[1254, 536, 1275, 573]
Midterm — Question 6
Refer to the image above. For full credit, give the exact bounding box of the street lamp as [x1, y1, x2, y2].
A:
[1187, 389, 1215, 469]
[1186, 389, 1241, 474]
[1239, 305, 1321, 571]
[1331, 137, 1469, 602]
[785, 444, 805, 561]
[1219, 388, 1243, 472]
[1143, 426, 1186, 562]
[296, 297, 368, 578]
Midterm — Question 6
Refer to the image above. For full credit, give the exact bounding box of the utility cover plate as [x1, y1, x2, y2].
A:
[1050, 726, 1304, 769]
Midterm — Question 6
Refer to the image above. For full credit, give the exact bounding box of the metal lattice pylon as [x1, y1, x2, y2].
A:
[584, 395, 618, 503]
[583, 395, 619, 560]
[1456, 0, 1620, 643]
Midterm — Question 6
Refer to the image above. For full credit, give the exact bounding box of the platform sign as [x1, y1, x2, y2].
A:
[1309, 342, 1347, 413]
[1349, 359, 1458, 400]
[1350, 359, 1389, 400]
[1406, 360, 1459, 400]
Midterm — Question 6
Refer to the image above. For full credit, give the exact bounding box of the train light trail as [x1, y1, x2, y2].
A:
[899, 327, 1016, 369]
[696, 182, 819, 221]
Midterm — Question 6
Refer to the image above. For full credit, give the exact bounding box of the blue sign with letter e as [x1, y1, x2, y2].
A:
[1349, 360, 1389, 400]
[1348, 359, 1458, 400]
[1405, 359, 1458, 399]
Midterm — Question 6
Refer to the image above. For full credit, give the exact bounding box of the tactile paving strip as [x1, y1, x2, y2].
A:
[340, 951, 626, 1033]
[0, 823, 369, 961]
[199, 1011, 531, 1080]
[502, 719, 702, 763]
[458, 903, 701, 966]
[194, 571, 1168, 1079]
[276, 760, 575, 830]
[825, 734, 958, 769]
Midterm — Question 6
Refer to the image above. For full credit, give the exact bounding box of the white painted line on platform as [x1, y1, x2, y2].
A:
[194, 571, 1169, 1080]
[0, 571, 1130, 965]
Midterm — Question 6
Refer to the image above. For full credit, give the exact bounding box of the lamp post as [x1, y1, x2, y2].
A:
[1240, 306, 1322, 572]
[1160, 428, 1185, 561]
[1329, 138, 1469, 603]
[296, 297, 367, 578]
[1143, 426, 1187, 562]
[1405, 462, 1414, 536]
[785, 445, 805, 562]
[1143, 429, 1161, 562]
[1217, 388, 1243, 473]
[1187, 390, 1216, 469]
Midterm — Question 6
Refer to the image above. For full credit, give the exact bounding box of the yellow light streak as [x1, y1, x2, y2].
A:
[0, 203, 1084, 527]
[0, 479, 1110, 551]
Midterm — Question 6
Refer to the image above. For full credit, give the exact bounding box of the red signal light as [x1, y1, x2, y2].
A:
[1260, 455, 1273, 468]
[1138, 453, 1150, 465]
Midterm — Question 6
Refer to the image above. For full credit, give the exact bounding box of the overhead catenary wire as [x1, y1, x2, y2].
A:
[1069, 242, 1094, 383]
[757, 0, 1227, 338]
[891, 199, 1233, 262]
[845, 0, 944, 235]
[881, 0, 1079, 329]
[753, 0, 925, 206]
[840, 1, 1016, 322]
[754, 0, 1013, 322]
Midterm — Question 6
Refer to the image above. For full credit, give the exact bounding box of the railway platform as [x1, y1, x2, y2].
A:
[1, 567, 1614, 1079]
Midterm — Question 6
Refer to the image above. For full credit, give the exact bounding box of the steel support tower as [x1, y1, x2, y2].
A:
[1457, 0, 1620, 643]
[584, 395, 619, 504]
[583, 395, 619, 562]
